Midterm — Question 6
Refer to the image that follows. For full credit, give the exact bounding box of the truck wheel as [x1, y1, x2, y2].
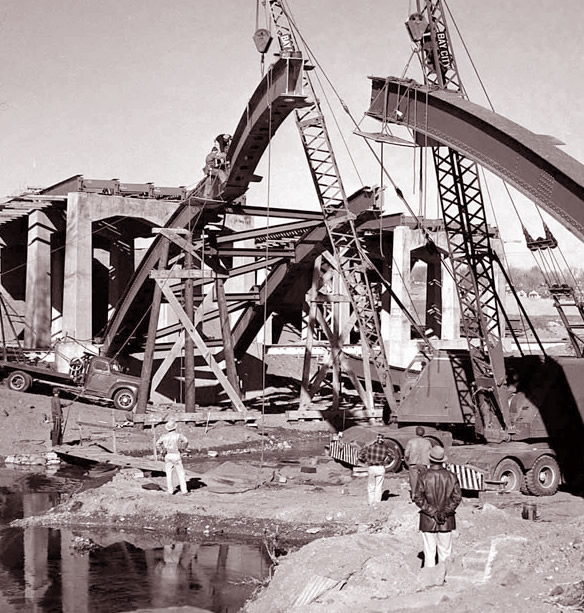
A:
[7, 371, 32, 393]
[113, 388, 137, 411]
[385, 440, 403, 473]
[525, 455, 560, 497]
[493, 459, 524, 492]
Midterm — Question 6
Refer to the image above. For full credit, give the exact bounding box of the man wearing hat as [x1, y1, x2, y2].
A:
[413, 445, 461, 568]
[357, 433, 396, 506]
[156, 420, 189, 495]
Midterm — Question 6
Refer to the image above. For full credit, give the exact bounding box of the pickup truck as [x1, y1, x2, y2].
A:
[0, 354, 141, 411]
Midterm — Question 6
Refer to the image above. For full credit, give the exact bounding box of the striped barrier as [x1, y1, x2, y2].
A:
[329, 440, 486, 491]
[447, 463, 485, 491]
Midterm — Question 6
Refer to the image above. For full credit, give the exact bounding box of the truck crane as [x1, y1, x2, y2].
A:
[331, 0, 584, 496]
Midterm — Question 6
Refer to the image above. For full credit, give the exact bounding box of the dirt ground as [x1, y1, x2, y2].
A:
[2, 385, 584, 612]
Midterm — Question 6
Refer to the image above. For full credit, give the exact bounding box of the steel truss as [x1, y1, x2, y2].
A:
[267, 0, 396, 417]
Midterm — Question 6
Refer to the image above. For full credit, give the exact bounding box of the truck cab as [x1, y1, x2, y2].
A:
[82, 356, 141, 410]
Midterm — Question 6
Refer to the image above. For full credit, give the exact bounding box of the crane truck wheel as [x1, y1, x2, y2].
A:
[7, 371, 33, 393]
[384, 440, 403, 473]
[113, 388, 137, 411]
[493, 459, 524, 493]
[524, 455, 560, 497]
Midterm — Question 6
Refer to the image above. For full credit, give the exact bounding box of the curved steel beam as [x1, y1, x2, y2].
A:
[366, 77, 584, 243]
[103, 57, 307, 355]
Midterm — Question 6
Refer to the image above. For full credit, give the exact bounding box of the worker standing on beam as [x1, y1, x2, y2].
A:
[156, 420, 189, 495]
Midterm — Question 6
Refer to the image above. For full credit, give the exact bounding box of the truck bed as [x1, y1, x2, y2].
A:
[0, 360, 74, 384]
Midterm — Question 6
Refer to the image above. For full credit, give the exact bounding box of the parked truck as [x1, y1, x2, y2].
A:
[0, 353, 141, 411]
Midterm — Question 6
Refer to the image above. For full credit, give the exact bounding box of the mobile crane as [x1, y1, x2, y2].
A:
[331, 0, 584, 495]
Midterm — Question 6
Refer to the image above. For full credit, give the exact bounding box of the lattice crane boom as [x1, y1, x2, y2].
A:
[265, 0, 398, 415]
[407, 0, 511, 440]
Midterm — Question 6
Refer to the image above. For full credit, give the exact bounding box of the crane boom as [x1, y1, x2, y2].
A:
[407, 0, 511, 441]
[265, 0, 398, 416]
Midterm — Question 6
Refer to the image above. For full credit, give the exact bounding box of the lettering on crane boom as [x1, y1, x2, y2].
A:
[277, 29, 295, 55]
[436, 31, 451, 71]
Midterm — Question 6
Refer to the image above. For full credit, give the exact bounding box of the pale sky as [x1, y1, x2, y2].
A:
[1, 0, 583, 267]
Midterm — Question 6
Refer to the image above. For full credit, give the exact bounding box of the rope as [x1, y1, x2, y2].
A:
[259, 69, 274, 471]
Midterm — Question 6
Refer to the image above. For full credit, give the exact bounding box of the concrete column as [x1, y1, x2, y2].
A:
[387, 226, 413, 366]
[51, 231, 65, 341]
[62, 193, 93, 341]
[25, 210, 55, 348]
[436, 231, 460, 341]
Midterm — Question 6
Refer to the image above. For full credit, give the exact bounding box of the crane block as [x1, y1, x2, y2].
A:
[253, 28, 273, 54]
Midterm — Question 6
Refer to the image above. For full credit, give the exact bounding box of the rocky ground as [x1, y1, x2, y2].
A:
[2, 385, 584, 612]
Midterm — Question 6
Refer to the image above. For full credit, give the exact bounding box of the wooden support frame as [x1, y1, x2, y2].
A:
[157, 281, 246, 413]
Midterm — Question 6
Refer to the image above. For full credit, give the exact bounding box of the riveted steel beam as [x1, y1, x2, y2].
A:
[367, 76, 584, 243]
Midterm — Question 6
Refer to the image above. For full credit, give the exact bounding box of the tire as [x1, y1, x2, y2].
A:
[384, 439, 403, 473]
[493, 458, 525, 493]
[113, 388, 137, 411]
[7, 371, 32, 393]
[524, 455, 560, 497]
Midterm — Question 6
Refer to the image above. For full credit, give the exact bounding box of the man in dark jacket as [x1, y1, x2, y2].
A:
[413, 445, 462, 568]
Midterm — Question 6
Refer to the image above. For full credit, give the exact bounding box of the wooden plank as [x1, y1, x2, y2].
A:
[76, 420, 114, 430]
[53, 445, 202, 478]
[137, 240, 169, 414]
[133, 410, 258, 424]
[286, 408, 383, 421]
[216, 277, 241, 398]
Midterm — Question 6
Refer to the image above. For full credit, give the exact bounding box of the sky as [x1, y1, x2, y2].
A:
[1, 0, 583, 268]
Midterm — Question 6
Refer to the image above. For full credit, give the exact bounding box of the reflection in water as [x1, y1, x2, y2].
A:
[0, 470, 272, 612]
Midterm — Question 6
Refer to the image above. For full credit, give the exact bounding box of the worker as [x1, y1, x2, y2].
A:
[404, 426, 433, 499]
[357, 433, 396, 506]
[214, 133, 232, 153]
[50, 388, 63, 446]
[413, 446, 462, 569]
[156, 420, 189, 495]
[203, 147, 220, 176]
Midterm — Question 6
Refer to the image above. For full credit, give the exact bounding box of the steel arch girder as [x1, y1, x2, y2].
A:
[103, 57, 308, 355]
[366, 77, 584, 243]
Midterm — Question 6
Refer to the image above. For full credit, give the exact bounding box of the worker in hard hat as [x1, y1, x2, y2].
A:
[156, 420, 189, 495]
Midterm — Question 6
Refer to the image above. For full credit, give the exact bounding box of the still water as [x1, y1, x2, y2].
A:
[0, 467, 272, 613]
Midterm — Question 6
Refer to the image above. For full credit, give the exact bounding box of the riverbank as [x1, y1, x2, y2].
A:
[3, 386, 584, 612]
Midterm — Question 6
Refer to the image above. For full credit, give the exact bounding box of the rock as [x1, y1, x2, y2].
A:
[480, 502, 506, 516]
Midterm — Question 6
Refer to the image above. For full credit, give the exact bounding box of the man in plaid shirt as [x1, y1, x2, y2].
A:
[358, 433, 396, 506]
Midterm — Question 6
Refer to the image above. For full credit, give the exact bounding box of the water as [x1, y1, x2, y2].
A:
[0, 467, 272, 613]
